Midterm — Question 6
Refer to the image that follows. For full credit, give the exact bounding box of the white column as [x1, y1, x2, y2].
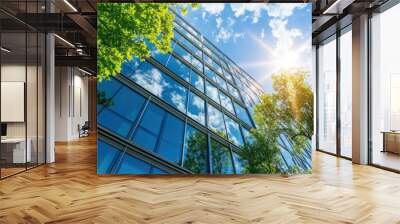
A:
[46, 32, 55, 163]
[352, 14, 369, 164]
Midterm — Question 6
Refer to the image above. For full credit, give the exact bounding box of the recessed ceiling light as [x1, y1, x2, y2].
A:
[1, 47, 11, 53]
[54, 34, 75, 48]
[63, 0, 78, 12]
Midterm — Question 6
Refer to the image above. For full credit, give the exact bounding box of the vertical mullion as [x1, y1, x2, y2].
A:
[315, 44, 320, 151]
[25, 0, 28, 171]
[336, 30, 341, 157]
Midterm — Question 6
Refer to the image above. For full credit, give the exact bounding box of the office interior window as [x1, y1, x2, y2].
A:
[371, 4, 400, 171]
[340, 28, 352, 158]
[317, 36, 337, 154]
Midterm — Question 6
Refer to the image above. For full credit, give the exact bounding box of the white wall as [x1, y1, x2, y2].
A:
[55, 67, 89, 141]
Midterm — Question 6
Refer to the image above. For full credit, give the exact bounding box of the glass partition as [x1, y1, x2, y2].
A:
[371, 4, 400, 171]
[317, 36, 337, 154]
[339, 28, 352, 158]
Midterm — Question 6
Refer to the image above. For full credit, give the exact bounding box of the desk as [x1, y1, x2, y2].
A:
[1, 138, 31, 164]
[382, 131, 400, 154]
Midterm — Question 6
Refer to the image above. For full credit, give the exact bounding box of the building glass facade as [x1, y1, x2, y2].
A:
[97, 14, 311, 174]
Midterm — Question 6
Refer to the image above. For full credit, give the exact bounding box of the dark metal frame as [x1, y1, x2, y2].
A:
[0, 0, 47, 180]
[315, 24, 353, 161]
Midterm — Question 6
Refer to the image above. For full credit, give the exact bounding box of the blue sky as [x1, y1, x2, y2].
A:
[183, 3, 312, 92]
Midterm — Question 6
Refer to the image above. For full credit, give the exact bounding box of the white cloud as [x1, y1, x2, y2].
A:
[202, 3, 225, 15]
[215, 16, 243, 43]
[171, 91, 186, 112]
[230, 3, 266, 23]
[261, 28, 265, 39]
[233, 33, 244, 43]
[216, 17, 223, 29]
[132, 68, 169, 97]
[265, 4, 306, 19]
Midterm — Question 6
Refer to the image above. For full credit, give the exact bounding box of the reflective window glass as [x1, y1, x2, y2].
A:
[219, 91, 235, 115]
[98, 85, 146, 138]
[183, 125, 208, 174]
[116, 153, 151, 174]
[97, 140, 121, 174]
[152, 51, 171, 66]
[234, 102, 252, 127]
[191, 56, 203, 73]
[224, 70, 234, 83]
[241, 127, 254, 144]
[165, 55, 191, 82]
[132, 103, 165, 151]
[187, 92, 205, 125]
[173, 42, 192, 63]
[227, 83, 241, 101]
[190, 71, 204, 93]
[210, 139, 234, 174]
[232, 152, 247, 174]
[156, 113, 185, 164]
[204, 65, 217, 82]
[224, 115, 244, 147]
[205, 81, 220, 104]
[128, 61, 187, 113]
[215, 75, 227, 91]
[207, 104, 226, 137]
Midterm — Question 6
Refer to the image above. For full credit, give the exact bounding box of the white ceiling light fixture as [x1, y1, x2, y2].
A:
[323, 0, 355, 15]
[63, 0, 78, 12]
[54, 34, 75, 48]
[78, 67, 92, 76]
[1, 47, 11, 53]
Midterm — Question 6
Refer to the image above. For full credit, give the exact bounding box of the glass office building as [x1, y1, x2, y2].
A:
[97, 14, 311, 174]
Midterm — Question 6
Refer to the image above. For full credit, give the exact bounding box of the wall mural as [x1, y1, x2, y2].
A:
[97, 3, 313, 175]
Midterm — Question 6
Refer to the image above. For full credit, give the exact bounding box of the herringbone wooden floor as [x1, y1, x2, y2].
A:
[1, 136, 400, 224]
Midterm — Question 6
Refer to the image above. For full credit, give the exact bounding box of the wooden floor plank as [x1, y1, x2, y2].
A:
[1, 135, 400, 224]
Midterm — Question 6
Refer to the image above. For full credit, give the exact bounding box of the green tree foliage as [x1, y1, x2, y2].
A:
[97, 3, 199, 81]
[239, 69, 313, 173]
[183, 131, 208, 174]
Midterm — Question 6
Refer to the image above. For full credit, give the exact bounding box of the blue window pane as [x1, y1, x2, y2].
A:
[151, 167, 168, 174]
[97, 78, 121, 99]
[224, 70, 234, 83]
[227, 83, 241, 101]
[224, 115, 244, 147]
[98, 109, 133, 137]
[204, 65, 217, 82]
[210, 139, 234, 174]
[183, 125, 208, 174]
[121, 58, 140, 76]
[190, 71, 204, 93]
[215, 75, 227, 91]
[207, 104, 226, 138]
[204, 53, 213, 66]
[116, 153, 151, 174]
[173, 43, 191, 64]
[187, 92, 205, 125]
[219, 91, 235, 115]
[205, 81, 220, 104]
[98, 86, 146, 138]
[97, 140, 121, 174]
[165, 55, 191, 82]
[191, 56, 203, 73]
[132, 103, 165, 151]
[156, 113, 185, 164]
[232, 152, 247, 174]
[241, 127, 254, 144]
[234, 102, 252, 127]
[97, 78, 122, 112]
[128, 61, 187, 113]
[174, 31, 202, 58]
[152, 51, 171, 66]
